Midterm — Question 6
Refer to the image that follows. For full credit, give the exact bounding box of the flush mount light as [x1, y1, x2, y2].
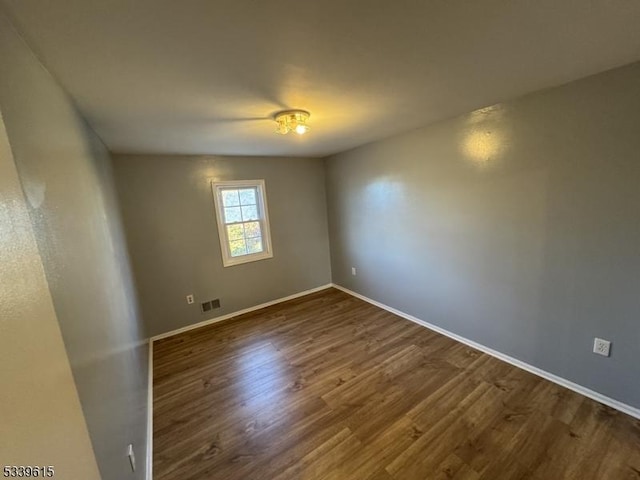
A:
[274, 110, 310, 135]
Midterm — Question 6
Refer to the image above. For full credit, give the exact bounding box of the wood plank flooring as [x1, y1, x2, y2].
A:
[153, 287, 640, 480]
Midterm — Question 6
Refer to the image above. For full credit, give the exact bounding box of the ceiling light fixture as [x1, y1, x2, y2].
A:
[274, 110, 310, 135]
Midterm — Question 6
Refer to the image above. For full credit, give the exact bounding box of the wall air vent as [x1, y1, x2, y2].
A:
[201, 299, 221, 313]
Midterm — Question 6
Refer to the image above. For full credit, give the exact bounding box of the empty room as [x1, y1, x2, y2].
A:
[1, 1, 639, 479]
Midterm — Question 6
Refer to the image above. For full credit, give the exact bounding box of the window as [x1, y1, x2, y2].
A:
[212, 180, 273, 267]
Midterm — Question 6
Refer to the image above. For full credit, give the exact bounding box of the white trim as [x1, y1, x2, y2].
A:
[150, 284, 333, 342]
[331, 283, 640, 420]
[212, 179, 274, 267]
[146, 340, 153, 480]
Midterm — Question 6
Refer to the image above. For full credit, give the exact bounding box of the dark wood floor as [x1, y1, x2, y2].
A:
[153, 288, 640, 480]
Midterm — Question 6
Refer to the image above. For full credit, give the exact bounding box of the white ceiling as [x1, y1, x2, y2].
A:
[3, 0, 640, 157]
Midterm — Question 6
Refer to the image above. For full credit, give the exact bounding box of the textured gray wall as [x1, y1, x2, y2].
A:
[0, 12, 148, 480]
[326, 62, 640, 409]
[0, 109, 101, 479]
[112, 154, 331, 337]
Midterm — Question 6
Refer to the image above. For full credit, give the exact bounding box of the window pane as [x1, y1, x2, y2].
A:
[226, 224, 244, 241]
[224, 206, 242, 223]
[229, 239, 247, 257]
[221, 189, 240, 207]
[238, 188, 257, 206]
[246, 237, 263, 254]
[244, 221, 261, 238]
[214, 181, 272, 266]
[241, 205, 258, 221]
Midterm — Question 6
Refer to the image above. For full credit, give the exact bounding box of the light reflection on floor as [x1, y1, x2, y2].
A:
[234, 342, 289, 411]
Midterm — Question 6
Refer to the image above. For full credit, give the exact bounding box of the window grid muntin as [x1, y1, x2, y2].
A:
[218, 185, 266, 259]
[212, 180, 273, 267]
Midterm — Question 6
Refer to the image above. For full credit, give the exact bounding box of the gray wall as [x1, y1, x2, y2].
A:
[326, 62, 640, 409]
[0, 108, 101, 480]
[112, 154, 331, 337]
[0, 12, 148, 480]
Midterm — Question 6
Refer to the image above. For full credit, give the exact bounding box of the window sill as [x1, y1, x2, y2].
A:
[221, 251, 274, 267]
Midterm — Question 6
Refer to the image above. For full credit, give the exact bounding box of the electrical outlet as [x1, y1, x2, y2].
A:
[351, 267, 357, 276]
[127, 444, 136, 472]
[186, 294, 194, 305]
[593, 338, 611, 357]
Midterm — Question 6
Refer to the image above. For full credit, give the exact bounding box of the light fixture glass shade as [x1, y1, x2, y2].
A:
[274, 110, 310, 135]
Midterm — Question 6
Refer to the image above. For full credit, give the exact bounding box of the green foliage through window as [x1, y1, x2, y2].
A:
[220, 187, 264, 257]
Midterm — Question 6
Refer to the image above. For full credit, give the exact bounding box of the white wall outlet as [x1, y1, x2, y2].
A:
[186, 294, 194, 305]
[593, 338, 611, 357]
[127, 444, 136, 472]
[351, 267, 357, 276]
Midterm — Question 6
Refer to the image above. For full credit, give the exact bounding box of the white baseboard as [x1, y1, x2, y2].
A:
[331, 283, 640, 420]
[143, 278, 638, 480]
[146, 339, 153, 480]
[150, 284, 333, 342]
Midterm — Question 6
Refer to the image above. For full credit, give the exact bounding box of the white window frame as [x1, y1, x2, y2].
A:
[212, 179, 274, 267]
